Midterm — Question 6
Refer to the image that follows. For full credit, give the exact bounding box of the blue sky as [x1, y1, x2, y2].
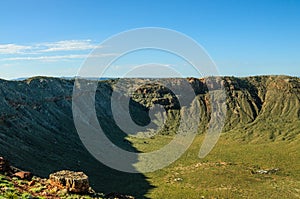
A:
[0, 0, 299, 79]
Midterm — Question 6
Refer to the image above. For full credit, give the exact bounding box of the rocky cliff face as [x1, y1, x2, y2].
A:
[0, 75, 299, 196]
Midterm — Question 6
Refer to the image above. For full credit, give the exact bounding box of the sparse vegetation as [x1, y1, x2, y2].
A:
[131, 134, 300, 198]
[0, 75, 299, 198]
[0, 173, 107, 199]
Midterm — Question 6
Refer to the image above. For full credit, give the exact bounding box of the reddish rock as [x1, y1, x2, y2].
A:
[13, 171, 33, 180]
[28, 180, 36, 186]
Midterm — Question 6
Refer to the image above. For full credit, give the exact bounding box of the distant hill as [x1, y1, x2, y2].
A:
[10, 76, 112, 81]
[0, 75, 299, 197]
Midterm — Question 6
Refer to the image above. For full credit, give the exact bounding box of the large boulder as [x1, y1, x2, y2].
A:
[49, 170, 89, 193]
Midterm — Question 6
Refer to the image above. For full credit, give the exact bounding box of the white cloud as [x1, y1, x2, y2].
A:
[0, 44, 33, 54]
[0, 40, 99, 55]
[38, 40, 98, 52]
[2, 54, 87, 62]
[0, 40, 119, 63]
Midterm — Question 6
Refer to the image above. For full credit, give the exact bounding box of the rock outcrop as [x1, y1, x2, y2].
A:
[49, 170, 89, 193]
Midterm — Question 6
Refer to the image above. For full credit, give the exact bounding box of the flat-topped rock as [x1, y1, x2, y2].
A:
[49, 170, 89, 193]
[13, 171, 32, 180]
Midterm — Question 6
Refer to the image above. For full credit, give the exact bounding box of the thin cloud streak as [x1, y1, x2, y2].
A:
[38, 40, 99, 52]
[0, 53, 119, 62]
[0, 44, 33, 54]
[0, 40, 99, 55]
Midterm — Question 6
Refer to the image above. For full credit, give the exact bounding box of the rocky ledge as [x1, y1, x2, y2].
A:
[0, 156, 134, 199]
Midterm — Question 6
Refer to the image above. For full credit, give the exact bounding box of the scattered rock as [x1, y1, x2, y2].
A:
[0, 157, 107, 198]
[215, 161, 227, 166]
[28, 180, 36, 186]
[49, 170, 89, 193]
[0, 157, 10, 172]
[251, 168, 280, 174]
[174, 177, 183, 182]
[13, 171, 33, 180]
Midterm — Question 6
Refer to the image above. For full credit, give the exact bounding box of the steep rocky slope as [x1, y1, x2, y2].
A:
[0, 75, 299, 197]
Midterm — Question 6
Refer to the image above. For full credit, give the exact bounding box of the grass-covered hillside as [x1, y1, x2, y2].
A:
[0, 75, 299, 198]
